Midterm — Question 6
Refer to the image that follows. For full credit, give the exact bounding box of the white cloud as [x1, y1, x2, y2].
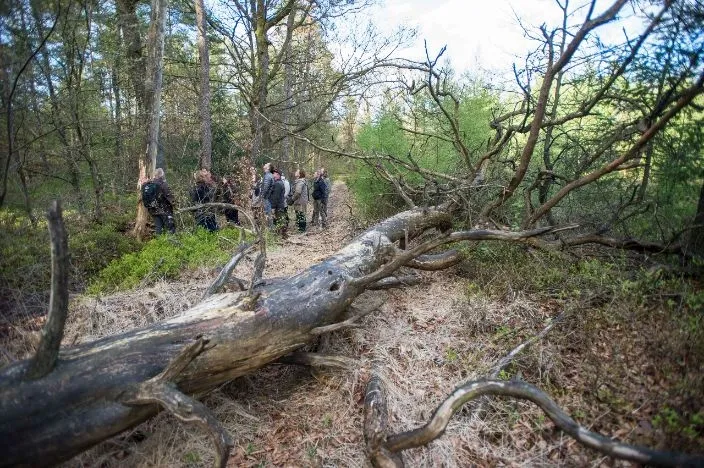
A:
[366, 0, 646, 77]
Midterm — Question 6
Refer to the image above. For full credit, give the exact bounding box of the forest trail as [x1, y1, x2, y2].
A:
[55, 181, 696, 467]
[262, 180, 357, 280]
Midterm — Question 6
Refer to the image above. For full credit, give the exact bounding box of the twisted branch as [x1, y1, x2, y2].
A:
[380, 379, 703, 467]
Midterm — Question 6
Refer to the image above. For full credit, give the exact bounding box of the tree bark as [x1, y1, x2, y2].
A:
[133, 0, 168, 239]
[685, 179, 704, 259]
[281, 5, 296, 165]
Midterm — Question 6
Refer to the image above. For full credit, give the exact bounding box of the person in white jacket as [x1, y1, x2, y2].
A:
[281, 173, 292, 229]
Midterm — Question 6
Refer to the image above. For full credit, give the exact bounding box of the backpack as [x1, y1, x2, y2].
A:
[312, 178, 325, 200]
[141, 181, 161, 213]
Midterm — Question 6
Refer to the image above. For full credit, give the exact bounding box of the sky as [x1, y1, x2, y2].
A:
[366, 0, 646, 77]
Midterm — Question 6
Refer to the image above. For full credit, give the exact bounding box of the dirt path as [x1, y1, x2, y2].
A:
[263, 181, 356, 279]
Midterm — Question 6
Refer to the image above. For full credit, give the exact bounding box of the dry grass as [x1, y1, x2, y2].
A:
[3, 182, 702, 467]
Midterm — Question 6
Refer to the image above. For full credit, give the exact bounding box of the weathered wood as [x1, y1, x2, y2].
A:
[25, 200, 69, 380]
[277, 352, 358, 370]
[202, 242, 255, 299]
[0, 206, 451, 467]
[120, 337, 232, 468]
[378, 379, 704, 467]
[363, 373, 403, 468]
[404, 249, 463, 270]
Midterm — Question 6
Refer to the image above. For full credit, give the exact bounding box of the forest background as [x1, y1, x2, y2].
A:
[1, 0, 703, 466]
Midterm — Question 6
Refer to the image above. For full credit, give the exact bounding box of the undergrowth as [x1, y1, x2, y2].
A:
[87, 226, 249, 294]
[455, 241, 704, 452]
[0, 208, 139, 307]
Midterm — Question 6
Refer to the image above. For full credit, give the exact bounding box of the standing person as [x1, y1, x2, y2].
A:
[191, 168, 218, 232]
[141, 167, 176, 235]
[281, 172, 291, 199]
[260, 162, 274, 228]
[280, 172, 291, 228]
[289, 169, 308, 233]
[311, 170, 328, 229]
[271, 169, 288, 238]
[320, 167, 331, 219]
[220, 176, 240, 226]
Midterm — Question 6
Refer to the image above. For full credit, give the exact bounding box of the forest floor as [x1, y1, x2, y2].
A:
[5, 182, 703, 467]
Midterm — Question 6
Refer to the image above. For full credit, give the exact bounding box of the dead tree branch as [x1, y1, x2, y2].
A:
[276, 352, 358, 370]
[405, 250, 463, 270]
[489, 311, 565, 378]
[368, 378, 704, 467]
[364, 374, 403, 468]
[367, 275, 422, 290]
[203, 242, 256, 299]
[25, 200, 69, 380]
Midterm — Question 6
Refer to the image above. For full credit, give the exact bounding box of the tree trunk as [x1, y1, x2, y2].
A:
[115, 0, 146, 111]
[282, 7, 296, 165]
[0, 207, 451, 467]
[195, 0, 212, 171]
[685, 179, 704, 259]
[111, 66, 126, 190]
[133, 0, 168, 239]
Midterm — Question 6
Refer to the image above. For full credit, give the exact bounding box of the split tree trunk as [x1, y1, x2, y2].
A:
[0, 207, 451, 467]
[133, 0, 167, 239]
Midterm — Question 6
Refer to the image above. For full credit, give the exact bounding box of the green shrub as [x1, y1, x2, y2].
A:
[457, 242, 639, 301]
[69, 215, 140, 282]
[1, 205, 143, 295]
[88, 226, 248, 294]
[0, 210, 51, 292]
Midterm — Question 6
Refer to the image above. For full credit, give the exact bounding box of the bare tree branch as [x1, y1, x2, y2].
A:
[380, 379, 704, 467]
[276, 352, 358, 370]
[25, 200, 69, 380]
[203, 242, 256, 299]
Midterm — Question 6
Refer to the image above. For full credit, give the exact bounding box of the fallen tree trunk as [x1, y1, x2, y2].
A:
[0, 207, 453, 466]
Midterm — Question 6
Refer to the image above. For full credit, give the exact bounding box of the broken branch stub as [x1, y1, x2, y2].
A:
[25, 200, 70, 380]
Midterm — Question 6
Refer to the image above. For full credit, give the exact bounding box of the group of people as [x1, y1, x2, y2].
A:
[254, 162, 331, 238]
[140, 163, 331, 238]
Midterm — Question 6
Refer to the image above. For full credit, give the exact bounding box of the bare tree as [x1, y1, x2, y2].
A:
[324, 0, 703, 255]
[195, 0, 212, 170]
[208, 0, 411, 169]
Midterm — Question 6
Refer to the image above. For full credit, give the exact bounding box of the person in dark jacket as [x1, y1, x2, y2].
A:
[144, 167, 176, 235]
[319, 167, 331, 218]
[220, 176, 240, 226]
[311, 170, 327, 229]
[271, 170, 287, 238]
[191, 168, 218, 232]
[260, 162, 274, 228]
